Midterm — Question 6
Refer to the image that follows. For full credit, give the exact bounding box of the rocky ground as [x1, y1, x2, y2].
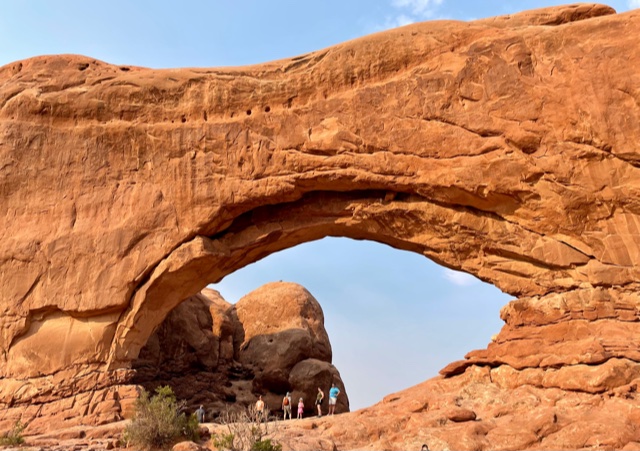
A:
[10, 282, 640, 450]
[12, 361, 640, 450]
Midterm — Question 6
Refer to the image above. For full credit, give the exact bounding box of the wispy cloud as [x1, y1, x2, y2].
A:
[442, 268, 478, 286]
[629, 0, 640, 9]
[377, 0, 446, 30]
[391, 0, 444, 17]
[383, 13, 416, 28]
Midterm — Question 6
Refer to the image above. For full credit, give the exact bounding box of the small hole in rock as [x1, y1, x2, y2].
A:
[264, 106, 271, 113]
[181, 116, 187, 123]
[246, 109, 252, 116]
[119, 66, 130, 72]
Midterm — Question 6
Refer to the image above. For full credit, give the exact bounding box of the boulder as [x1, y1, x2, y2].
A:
[446, 408, 477, 423]
[234, 282, 332, 368]
[288, 358, 349, 415]
[172, 441, 207, 451]
[132, 282, 349, 417]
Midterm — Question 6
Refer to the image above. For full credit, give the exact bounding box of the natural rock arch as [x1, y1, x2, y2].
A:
[2, 3, 640, 446]
[108, 188, 585, 369]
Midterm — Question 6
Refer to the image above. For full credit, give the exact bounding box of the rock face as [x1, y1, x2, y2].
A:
[2, 3, 640, 449]
[132, 282, 349, 417]
[245, 364, 640, 451]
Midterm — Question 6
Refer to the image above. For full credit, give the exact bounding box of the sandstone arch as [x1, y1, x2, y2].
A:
[2, 3, 640, 446]
[108, 187, 591, 369]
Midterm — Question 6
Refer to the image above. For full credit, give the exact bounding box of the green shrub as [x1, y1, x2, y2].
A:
[251, 438, 282, 451]
[123, 385, 199, 449]
[211, 432, 235, 450]
[0, 420, 25, 446]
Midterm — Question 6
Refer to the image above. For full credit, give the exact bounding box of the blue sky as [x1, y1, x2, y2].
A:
[3, 0, 637, 410]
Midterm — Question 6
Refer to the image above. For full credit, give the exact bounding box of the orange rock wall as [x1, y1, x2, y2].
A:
[2, 3, 640, 447]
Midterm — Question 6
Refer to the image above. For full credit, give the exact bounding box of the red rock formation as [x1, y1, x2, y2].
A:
[132, 282, 349, 417]
[2, 3, 640, 449]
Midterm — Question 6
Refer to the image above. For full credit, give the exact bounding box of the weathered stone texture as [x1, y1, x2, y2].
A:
[2, 3, 640, 449]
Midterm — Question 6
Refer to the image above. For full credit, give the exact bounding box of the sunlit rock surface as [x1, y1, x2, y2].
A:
[2, 2, 640, 449]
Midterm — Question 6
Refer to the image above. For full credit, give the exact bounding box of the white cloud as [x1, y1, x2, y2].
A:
[377, 0, 445, 32]
[391, 0, 444, 17]
[382, 14, 416, 29]
[629, 0, 640, 8]
[442, 268, 478, 286]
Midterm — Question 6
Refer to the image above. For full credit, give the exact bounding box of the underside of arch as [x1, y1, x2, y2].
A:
[108, 188, 595, 368]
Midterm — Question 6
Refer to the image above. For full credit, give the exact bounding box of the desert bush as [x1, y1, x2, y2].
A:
[210, 404, 281, 451]
[251, 438, 282, 451]
[211, 432, 235, 450]
[123, 385, 199, 449]
[0, 420, 25, 446]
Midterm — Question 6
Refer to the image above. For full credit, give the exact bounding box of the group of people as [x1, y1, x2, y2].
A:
[193, 383, 343, 424]
[280, 383, 341, 420]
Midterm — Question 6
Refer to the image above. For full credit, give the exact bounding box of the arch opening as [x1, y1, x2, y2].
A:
[129, 236, 510, 415]
[111, 187, 586, 374]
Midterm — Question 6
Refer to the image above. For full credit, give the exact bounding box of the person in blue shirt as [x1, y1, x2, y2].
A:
[328, 383, 340, 415]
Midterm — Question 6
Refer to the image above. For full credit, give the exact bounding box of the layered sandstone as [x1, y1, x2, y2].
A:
[2, 2, 640, 449]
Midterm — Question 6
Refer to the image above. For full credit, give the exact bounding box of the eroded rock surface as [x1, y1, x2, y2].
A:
[2, 3, 640, 449]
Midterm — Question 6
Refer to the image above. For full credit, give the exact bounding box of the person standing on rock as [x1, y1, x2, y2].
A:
[297, 398, 305, 419]
[282, 392, 292, 420]
[315, 387, 324, 417]
[328, 383, 340, 415]
[255, 395, 266, 421]
[195, 405, 206, 423]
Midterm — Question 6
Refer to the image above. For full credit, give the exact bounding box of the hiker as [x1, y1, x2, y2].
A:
[282, 392, 292, 420]
[328, 383, 340, 415]
[315, 387, 324, 417]
[255, 395, 266, 420]
[297, 398, 304, 419]
[195, 405, 206, 423]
